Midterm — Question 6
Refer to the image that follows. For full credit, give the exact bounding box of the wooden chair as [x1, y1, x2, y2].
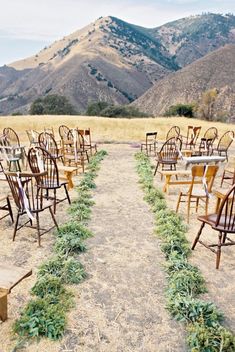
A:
[154, 137, 182, 176]
[221, 156, 235, 187]
[211, 131, 234, 161]
[166, 126, 180, 140]
[197, 127, 218, 156]
[5, 171, 59, 246]
[3, 127, 20, 147]
[78, 128, 97, 155]
[44, 127, 55, 137]
[141, 132, 158, 156]
[3, 127, 26, 169]
[62, 129, 89, 173]
[38, 132, 64, 164]
[181, 126, 201, 149]
[59, 125, 70, 141]
[26, 130, 40, 147]
[0, 134, 21, 172]
[176, 165, 219, 223]
[28, 147, 71, 213]
[192, 183, 235, 269]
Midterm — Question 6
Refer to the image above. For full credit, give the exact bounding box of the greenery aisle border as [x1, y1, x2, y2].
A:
[13, 150, 108, 346]
[135, 152, 235, 352]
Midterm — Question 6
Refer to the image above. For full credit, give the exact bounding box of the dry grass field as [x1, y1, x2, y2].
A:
[0, 115, 234, 143]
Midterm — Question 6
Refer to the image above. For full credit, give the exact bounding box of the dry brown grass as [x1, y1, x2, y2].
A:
[0, 115, 234, 143]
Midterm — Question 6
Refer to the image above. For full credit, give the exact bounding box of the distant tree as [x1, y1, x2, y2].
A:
[29, 95, 77, 115]
[198, 88, 218, 121]
[86, 101, 110, 116]
[164, 103, 195, 117]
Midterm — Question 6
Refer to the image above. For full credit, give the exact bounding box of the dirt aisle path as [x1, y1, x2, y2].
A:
[62, 144, 186, 352]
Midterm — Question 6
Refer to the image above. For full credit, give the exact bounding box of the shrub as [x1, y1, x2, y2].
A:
[164, 103, 195, 117]
[86, 101, 150, 118]
[29, 94, 77, 115]
[86, 101, 110, 116]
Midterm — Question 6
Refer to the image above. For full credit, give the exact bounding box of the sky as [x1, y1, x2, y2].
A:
[1, 0, 235, 66]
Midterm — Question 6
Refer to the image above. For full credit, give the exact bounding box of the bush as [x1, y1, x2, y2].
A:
[164, 103, 195, 117]
[29, 94, 77, 115]
[86, 101, 150, 118]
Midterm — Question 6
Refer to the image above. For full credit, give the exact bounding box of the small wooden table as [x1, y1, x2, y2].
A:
[160, 170, 201, 194]
[0, 264, 32, 321]
[58, 165, 78, 190]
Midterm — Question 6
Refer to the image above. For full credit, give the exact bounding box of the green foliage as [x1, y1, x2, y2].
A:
[86, 101, 150, 118]
[135, 151, 235, 351]
[29, 94, 77, 115]
[164, 103, 195, 117]
[31, 275, 65, 299]
[14, 298, 66, 340]
[57, 222, 92, 240]
[38, 256, 86, 284]
[187, 323, 235, 352]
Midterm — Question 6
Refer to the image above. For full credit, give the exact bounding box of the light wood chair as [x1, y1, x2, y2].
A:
[176, 165, 219, 223]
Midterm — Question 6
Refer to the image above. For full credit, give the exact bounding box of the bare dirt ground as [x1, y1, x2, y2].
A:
[0, 143, 234, 352]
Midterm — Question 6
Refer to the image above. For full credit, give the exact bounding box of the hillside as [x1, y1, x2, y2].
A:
[1, 13, 235, 116]
[0, 16, 177, 115]
[133, 44, 235, 117]
[148, 13, 235, 67]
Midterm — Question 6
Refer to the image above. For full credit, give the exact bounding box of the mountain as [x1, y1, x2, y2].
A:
[1, 13, 235, 115]
[132, 44, 235, 117]
[147, 13, 235, 67]
[0, 16, 177, 115]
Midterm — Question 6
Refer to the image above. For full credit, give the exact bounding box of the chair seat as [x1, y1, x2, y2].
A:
[198, 213, 235, 232]
[38, 180, 67, 189]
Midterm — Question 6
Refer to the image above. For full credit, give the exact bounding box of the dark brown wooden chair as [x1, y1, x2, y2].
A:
[3, 127, 20, 147]
[5, 171, 59, 246]
[176, 165, 218, 223]
[141, 132, 158, 156]
[166, 126, 180, 140]
[38, 132, 64, 164]
[221, 156, 235, 187]
[78, 128, 97, 155]
[28, 147, 71, 213]
[192, 183, 235, 269]
[154, 137, 182, 176]
[211, 131, 234, 161]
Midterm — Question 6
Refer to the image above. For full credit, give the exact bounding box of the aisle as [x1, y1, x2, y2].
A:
[65, 144, 186, 352]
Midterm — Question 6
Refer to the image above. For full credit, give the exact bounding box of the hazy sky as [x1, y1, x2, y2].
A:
[1, 0, 235, 66]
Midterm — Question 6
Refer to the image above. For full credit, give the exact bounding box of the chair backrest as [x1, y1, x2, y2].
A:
[3, 127, 20, 147]
[68, 129, 85, 150]
[217, 131, 234, 151]
[166, 126, 180, 140]
[204, 127, 218, 141]
[215, 184, 235, 233]
[28, 147, 60, 188]
[59, 125, 70, 140]
[26, 130, 40, 145]
[145, 132, 157, 144]
[5, 171, 47, 213]
[38, 132, 59, 157]
[189, 165, 219, 194]
[186, 126, 201, 147]
[158, 137, 181, 161]
[78, 128, 92, 145]
[44, 127, 55, 137]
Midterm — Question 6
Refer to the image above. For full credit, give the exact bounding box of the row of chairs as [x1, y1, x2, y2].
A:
[141, 126, 234, 161]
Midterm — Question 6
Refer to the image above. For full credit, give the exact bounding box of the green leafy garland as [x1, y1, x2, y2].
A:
[14, 150, 107, 342]
[135, 152, 235, 352]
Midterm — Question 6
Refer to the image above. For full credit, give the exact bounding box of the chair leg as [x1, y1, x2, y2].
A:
[154, 162, 159, 176]
[216, 232, 223, 269]
[187, 195, 191, 223]
[192, 222, 205, 250]
[196, 198, 199, 213]
[36, 212, 41, 247]
[13, 213, 20, 241]
[64, 184, 71, 205]
[49, 206, 59, 230]
[220, 171, 225, 187]
[53, 189, 57, 214]
[176, 192, 182, 213]
[205, 198, 209, 215]
[7, 197, 14, 223]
